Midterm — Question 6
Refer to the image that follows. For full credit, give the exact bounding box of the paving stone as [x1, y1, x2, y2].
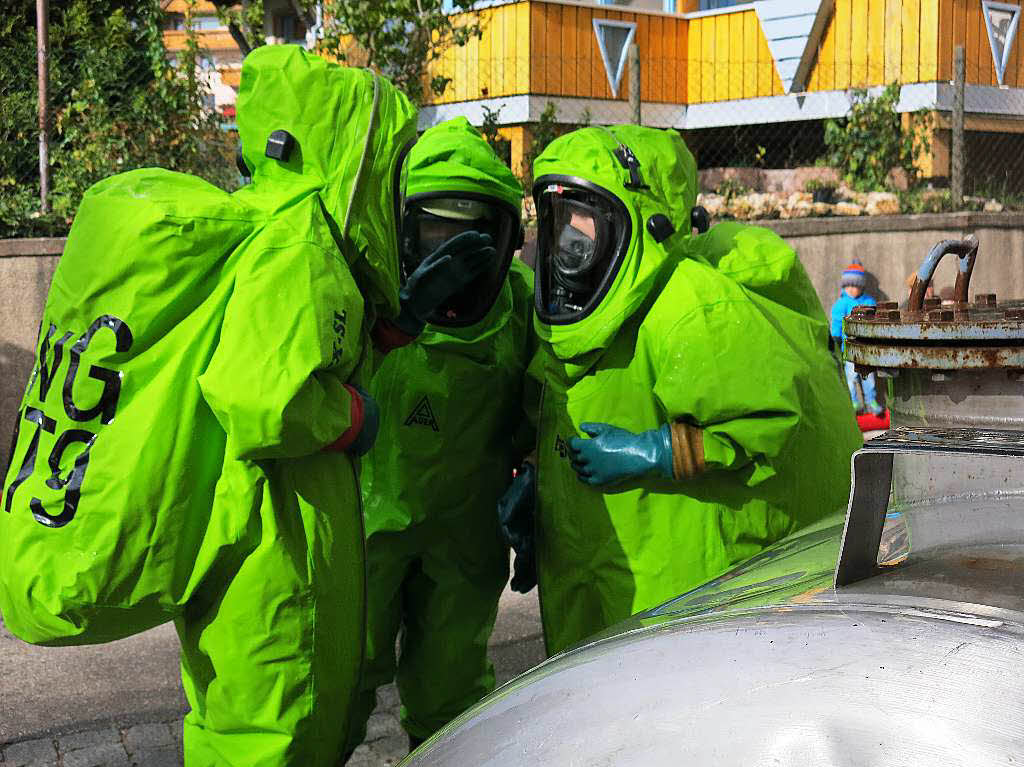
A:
[2, 738, 56, 767]
[365, 712, 402, 742]
[122, 723, 173, 754]
[368, 733, 408, 766]
[344, 745, 375, 767]
[375, 684, 400, 709]
[62, 743, 129, 767]
[57, 730, 120, 754]
[169, 719, 184, 743]
[129, 746, 180, 767]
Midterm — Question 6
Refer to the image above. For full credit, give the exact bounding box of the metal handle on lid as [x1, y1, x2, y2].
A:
[907, 235, 979, 311]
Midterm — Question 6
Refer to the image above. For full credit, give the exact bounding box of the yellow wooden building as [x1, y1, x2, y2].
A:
[420, 0, 1024, 181]
[163, 0, 1024, 183]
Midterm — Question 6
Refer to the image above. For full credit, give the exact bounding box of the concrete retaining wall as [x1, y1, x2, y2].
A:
[759, 212, 1024, 308]
[3, 214, 1024, 469]
[1, 239, 63, 473]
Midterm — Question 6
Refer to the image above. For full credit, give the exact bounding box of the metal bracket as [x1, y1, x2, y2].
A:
[834, 427, 1024, 588]
[834, 450, 894, 587]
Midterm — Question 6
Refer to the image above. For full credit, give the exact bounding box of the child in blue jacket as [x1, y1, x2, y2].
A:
[830, 261, 884, 416]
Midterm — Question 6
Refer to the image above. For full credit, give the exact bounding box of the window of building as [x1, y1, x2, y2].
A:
[164, 13, 225, 31]
[698, 0, 748, 9]
[272, 13, 307, 43]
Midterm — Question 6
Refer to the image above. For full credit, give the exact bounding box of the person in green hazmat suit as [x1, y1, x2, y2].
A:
[499, 125, 861, 655]
[0, 46, 495, 767]
[345, 117, 535, 755]
[183, 51, 500, 766]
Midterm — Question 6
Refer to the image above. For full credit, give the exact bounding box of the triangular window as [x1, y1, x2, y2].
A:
[983, 0, 1021, 86]
[592, 19, 637, 98]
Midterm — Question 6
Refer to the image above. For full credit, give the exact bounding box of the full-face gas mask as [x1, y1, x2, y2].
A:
[533, 180, 631, 323]
[401, 194, 521, 327]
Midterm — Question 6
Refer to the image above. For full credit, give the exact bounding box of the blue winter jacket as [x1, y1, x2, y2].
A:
[830, 291, 876, 344]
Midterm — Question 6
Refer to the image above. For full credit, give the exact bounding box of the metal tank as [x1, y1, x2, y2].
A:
[844, 234, 1024, 429]
[403, 429, 1024, 766]
[399, 236, 1024, 766]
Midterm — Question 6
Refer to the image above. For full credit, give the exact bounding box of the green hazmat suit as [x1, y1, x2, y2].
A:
[0, 45, 417, 767]
[529, 125, 861, 655]
[348, 118, 534, 747]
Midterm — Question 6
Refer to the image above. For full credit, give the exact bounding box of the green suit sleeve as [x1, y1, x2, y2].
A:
[508, 260, 538, 462]
[198, 236, 366, 460]
[652, 298, 806, 487]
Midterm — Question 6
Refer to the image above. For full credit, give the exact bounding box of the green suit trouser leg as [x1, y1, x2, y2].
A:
[348, 511, 509, 748]
[178, 454, 366, 767]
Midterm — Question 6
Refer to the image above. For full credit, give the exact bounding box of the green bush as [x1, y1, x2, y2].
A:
[823, 83, 931, 192]
[1, 0, 237, 238]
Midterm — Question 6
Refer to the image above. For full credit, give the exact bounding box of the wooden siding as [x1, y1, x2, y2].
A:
[427, 3, 531, 104]
[940, 0, 1024, 87]
[423, 0, 1022, 109]
[426, 1, 687, 106]
[687, 8, 783, 103]
[806, 0, 940, 90]
[529, 2, 687, 102]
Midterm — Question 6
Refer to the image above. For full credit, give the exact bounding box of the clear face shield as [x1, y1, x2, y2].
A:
[535, 182, 626, 323]
[401, 195, 520, 327]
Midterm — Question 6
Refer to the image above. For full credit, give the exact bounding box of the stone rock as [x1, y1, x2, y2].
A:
[698, 167, 764, 195]
[835, 201, 864, 216]
[765, 166, 841, 194]
[984, 199, 1005, 212]
[790, 200, 814, 218]
[698, 193, 726, 218]
[836, 185, 868, 206]
[746, 192, 777, 219]
[726, 197, 752, 220]
[812, 202, 834, 216]
[865, 191, 901, 216]
[887, 166, 910, 191]
[787, 191, 812, 207]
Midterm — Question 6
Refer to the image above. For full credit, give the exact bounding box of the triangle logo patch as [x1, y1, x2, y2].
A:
[404, 395, 439, 432]
[593, 18, 636, 98]
[983, 0, 1021, 86]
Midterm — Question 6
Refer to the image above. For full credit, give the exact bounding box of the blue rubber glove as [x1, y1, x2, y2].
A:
[569, 422, 674, 486]
[497, 462, 537, 594]
[347, 385, 380, 457]
[395, 231, 495, 335]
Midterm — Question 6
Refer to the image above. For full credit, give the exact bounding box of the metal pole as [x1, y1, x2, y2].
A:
[628, 43, 641, 125]
[952, 44, 965, 206]
[36, 0, 50, 214]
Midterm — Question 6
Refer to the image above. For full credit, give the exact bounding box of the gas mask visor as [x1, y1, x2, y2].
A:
[402, 194, 520, 327]
[534, 179, 629, 324]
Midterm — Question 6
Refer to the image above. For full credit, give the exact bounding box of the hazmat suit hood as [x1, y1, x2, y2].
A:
[234, 44, 418, 319]
[532, 125, 697, 364]
[403, 117, 523, 328]
[689, 220, 830, 324]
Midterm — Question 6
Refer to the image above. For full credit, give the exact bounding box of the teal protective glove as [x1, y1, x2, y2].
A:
[497, 462, 536, 594]
[395, 231, 495, 335]
[569, 422, 674, 486]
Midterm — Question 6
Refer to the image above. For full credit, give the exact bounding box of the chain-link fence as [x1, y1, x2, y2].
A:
[1, 0, 238, 239]
[7, 2, 1024, 239]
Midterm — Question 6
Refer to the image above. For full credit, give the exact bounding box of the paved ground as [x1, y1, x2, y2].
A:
[0, 587, 544, 767]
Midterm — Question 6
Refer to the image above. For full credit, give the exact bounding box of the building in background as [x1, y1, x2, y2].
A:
[422, 0, 1024, 191]
[161, 0, 310, 123]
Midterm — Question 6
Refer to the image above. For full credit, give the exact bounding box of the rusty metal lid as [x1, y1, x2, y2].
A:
[844, 236, 1024, 370]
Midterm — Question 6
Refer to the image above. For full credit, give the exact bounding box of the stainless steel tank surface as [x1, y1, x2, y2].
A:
[404, 429, 1024, 766]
